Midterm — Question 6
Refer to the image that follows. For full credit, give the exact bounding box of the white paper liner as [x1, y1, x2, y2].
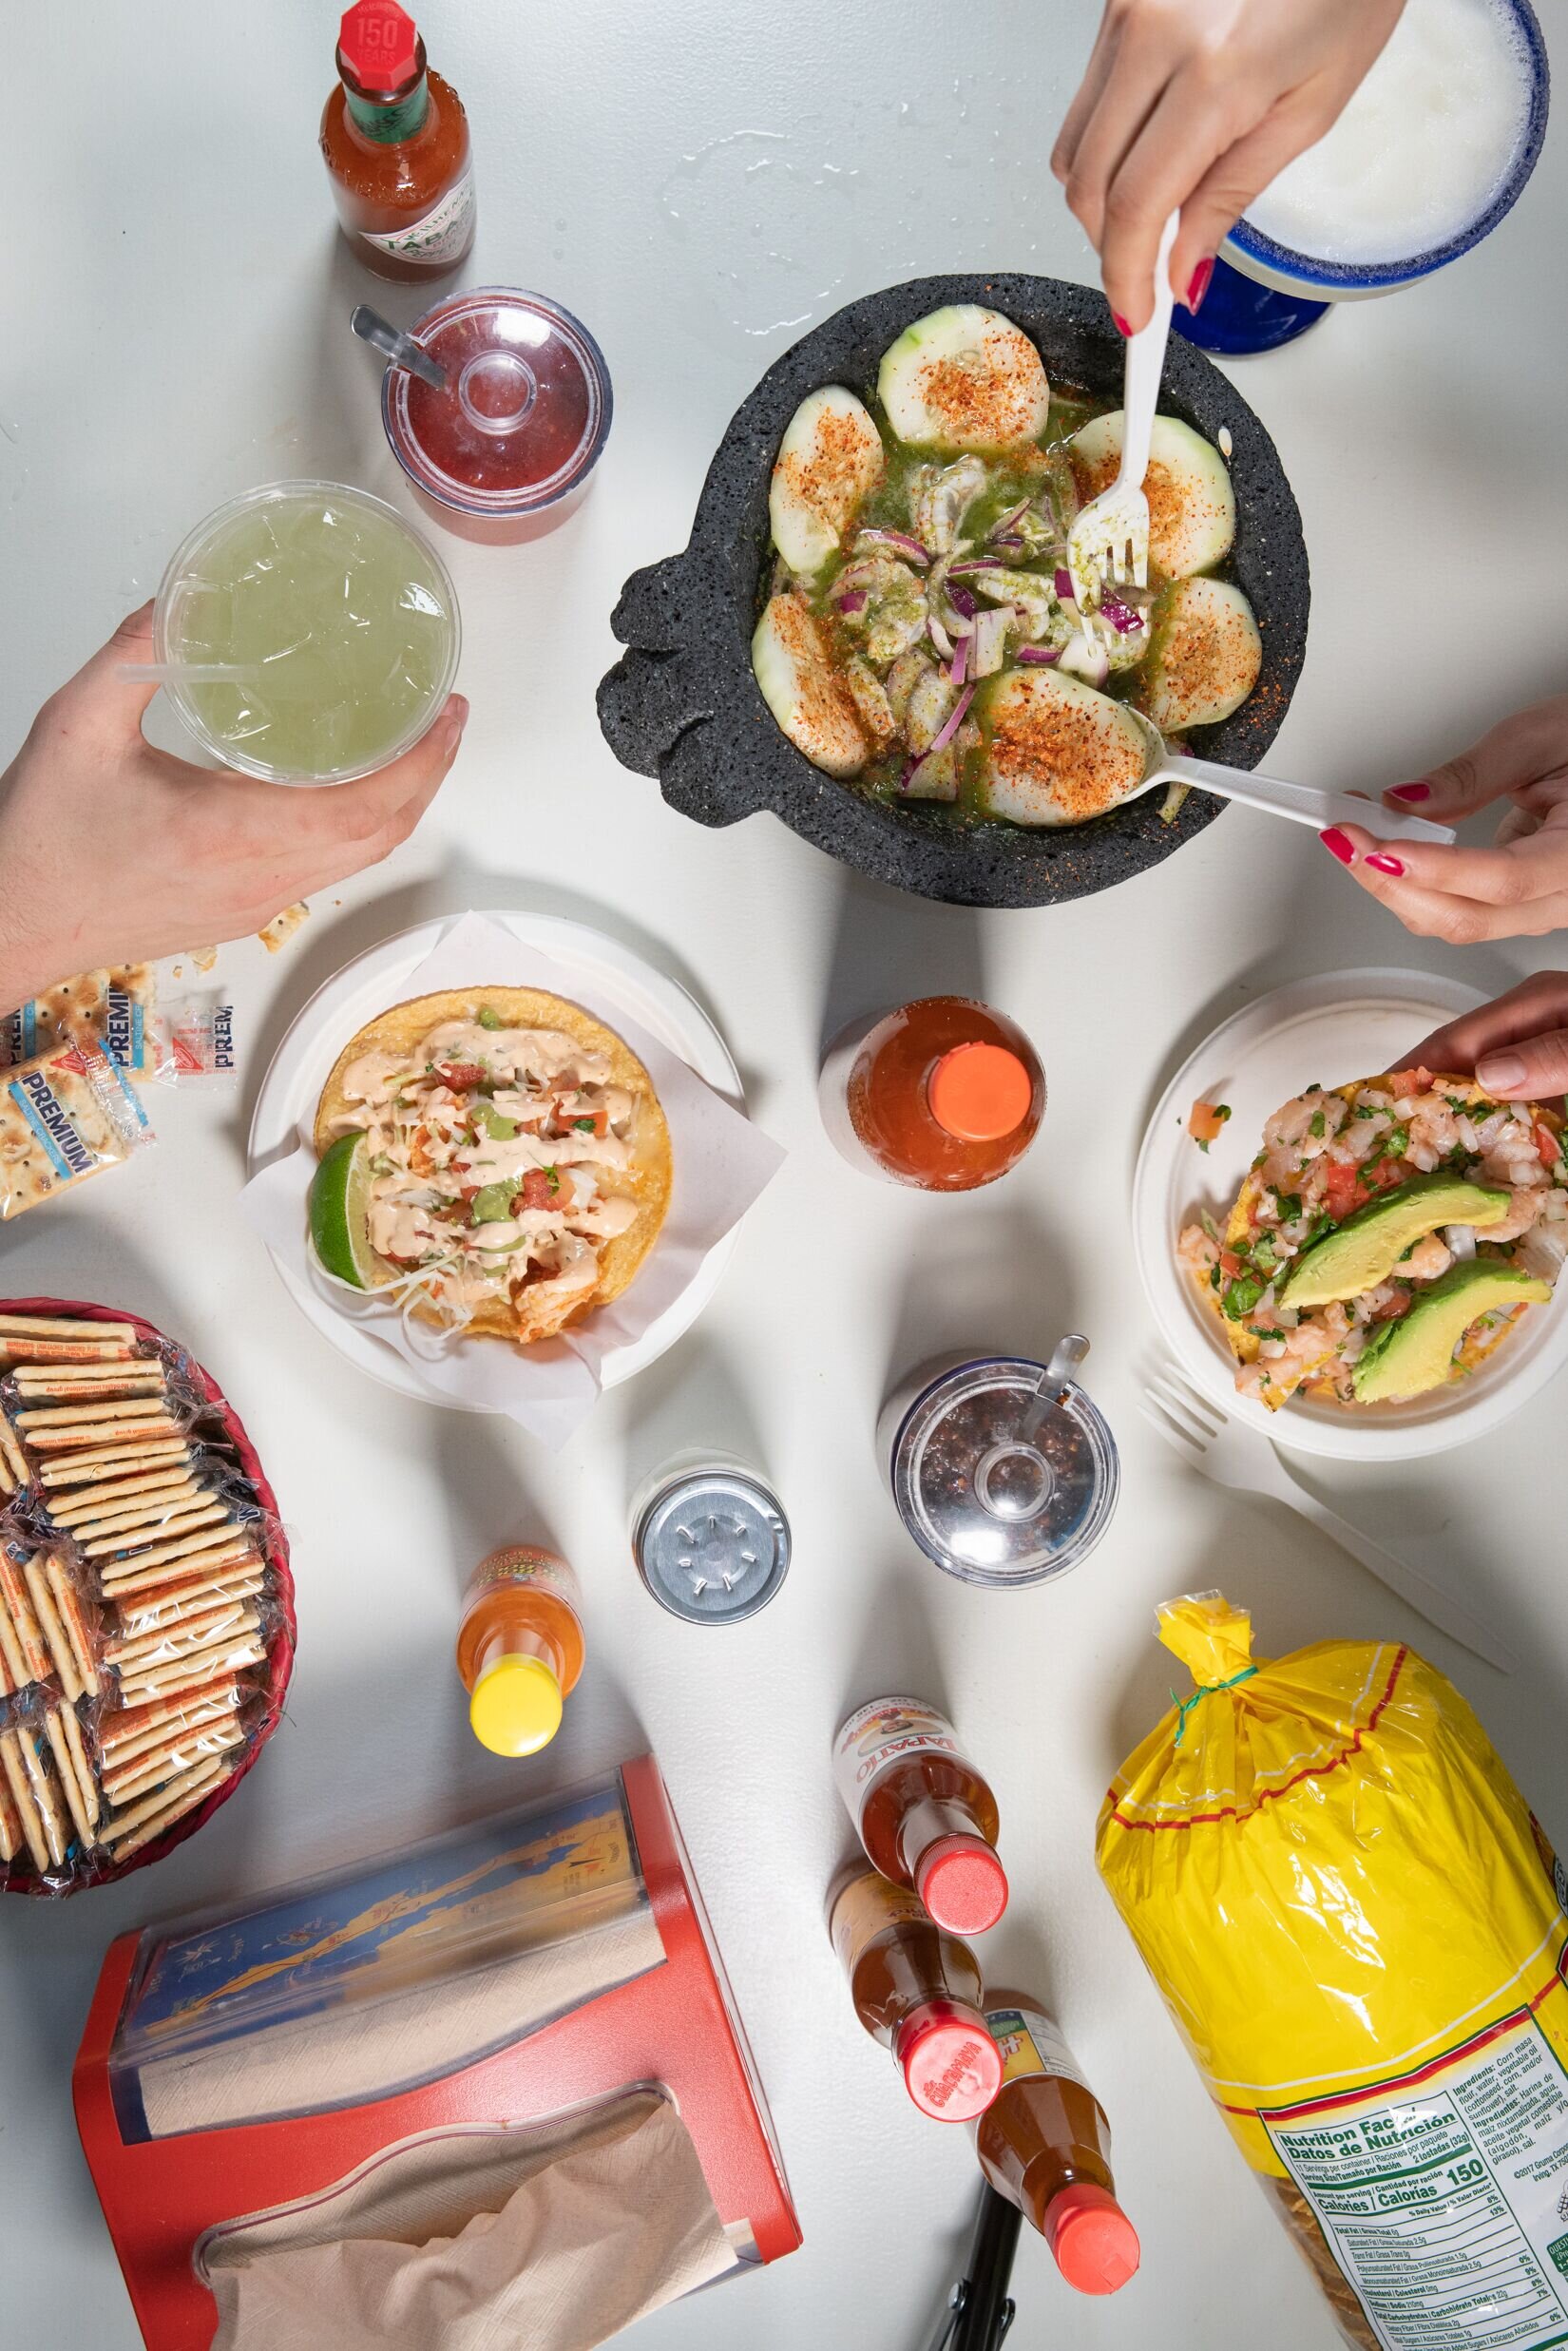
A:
[241, 913, 783, 1444]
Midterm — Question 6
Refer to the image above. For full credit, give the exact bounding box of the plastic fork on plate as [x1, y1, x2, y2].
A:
[1066, 209, 1181, 607]
[1138, 1360, 1516, 1672]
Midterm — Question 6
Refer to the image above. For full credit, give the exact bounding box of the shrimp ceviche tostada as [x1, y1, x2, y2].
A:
[753, 302, 1260, 826]
[1178, 1069, 1567, 1411]
[309, 990, 672, 1347]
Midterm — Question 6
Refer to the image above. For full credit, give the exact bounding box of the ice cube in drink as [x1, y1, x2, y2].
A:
[155, 481, 460, 783]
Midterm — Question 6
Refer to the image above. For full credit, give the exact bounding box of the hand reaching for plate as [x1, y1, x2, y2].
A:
[1052, 0, 1407, 331]
[1320, 696, 1568, 945]
[1409, 972, 1568, 1103]
[0, 604, 468, 1015]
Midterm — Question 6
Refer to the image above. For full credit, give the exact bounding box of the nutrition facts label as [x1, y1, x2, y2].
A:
[1266, 2016, 1568, 2351]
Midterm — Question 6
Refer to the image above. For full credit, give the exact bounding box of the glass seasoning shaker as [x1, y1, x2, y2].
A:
[629, 1450, 790, 1625]
[829, 1863, 1003, 2123]
[320, 0, 476, 281]
[819, 997, 1043, 1191]
[832, 1696, 1007, 1935]
[455, 1546, 583, 1756]
[975, 1994, 1140, 2296]
[880, 1338, 1119, 1588]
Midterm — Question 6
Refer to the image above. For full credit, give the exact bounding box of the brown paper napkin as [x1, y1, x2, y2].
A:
[202, 2091, 736, 2351]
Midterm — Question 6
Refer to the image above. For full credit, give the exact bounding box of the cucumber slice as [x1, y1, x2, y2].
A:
[752, 594, 870, 777]
[1069, 412, 1234, 579]
[1139, 577, 1262, 734]
[769, 386, 886, 577]
[877, 306, 1050, 453]
[979, 669, 1148, 826]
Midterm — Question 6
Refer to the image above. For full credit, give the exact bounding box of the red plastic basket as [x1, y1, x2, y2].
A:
[0, 1296, 295, 1896]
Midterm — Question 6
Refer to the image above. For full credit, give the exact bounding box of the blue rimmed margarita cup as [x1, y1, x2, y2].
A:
[1176, 0, 1549, 354]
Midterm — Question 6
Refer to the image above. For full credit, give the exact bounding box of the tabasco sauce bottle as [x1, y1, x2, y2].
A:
[829, 1864, 1003, 2123]
[975, 1994, 1140, 2295]
[320, 1, 476, 280]
[832, 1695, 1008, 1936]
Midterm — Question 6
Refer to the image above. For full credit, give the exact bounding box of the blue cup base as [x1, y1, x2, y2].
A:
[1171, 255, 1329, 355]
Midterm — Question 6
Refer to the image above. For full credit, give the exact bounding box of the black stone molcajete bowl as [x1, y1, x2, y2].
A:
[599, 273, 1310, 908]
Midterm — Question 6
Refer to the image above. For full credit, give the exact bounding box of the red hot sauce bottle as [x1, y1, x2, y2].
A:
[819, 997, 1044, 1191]
[320, 0, 476, 281]
[975, 1994, 1140, 2296]
[833, 1695, 1008, 1936]
[829, 1864, 1003, 2123]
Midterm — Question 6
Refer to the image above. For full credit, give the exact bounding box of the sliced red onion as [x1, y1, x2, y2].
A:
[988, 535, 1025, 555]
[929, 680, 976, 756]
[855, 526, 930, 566]
[1100, 597, 1145, 636]
[948, 583, 978, 620]
[927, 613, 954, 660]
[950, 629, 970, 687]
[1015, 643, 1061, 665]
[837, 590, 868, 616]
[990, 498, 1031, 539]
[947, 558, 1003, 578]
[1054, 567, 1075, 601]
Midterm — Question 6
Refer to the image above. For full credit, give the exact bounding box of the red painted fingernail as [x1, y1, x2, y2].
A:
[1320, 828, 1354, 865]
[1387, 781, 1429, 802]
[1366, 853, 1405, 876]
[1112, 312, 1133, 335]
[1185, 258, 1214, 313]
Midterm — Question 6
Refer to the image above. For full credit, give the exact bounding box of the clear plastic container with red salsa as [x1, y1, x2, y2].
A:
[382, 286, 613, 545]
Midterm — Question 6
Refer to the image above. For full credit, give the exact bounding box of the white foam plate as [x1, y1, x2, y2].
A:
[1133, 968, 1568, 1460]
[247, 912, 742, 1410]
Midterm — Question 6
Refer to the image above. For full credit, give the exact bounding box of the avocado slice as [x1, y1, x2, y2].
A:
[1352, 1261, 1551, 1404]
[1279, 1175, 1510, 1309]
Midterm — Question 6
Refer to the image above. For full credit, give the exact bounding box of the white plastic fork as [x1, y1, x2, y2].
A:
[1138, 1360, 1517, 1673]
[1067, 208, 1181, 609]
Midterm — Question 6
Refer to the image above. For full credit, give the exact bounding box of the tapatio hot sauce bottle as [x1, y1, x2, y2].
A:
[829, 1864, 1003, 2123]
[819, 997, 1043, 1190]
[321, 0, 476, 281]
[456, 1547, 583, 1758]
[833, 1695, 1008, 1935]
[975, 1995, 1140, 2295]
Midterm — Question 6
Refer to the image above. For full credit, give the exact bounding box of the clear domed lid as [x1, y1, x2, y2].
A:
[890, 1339, 1119, 1587]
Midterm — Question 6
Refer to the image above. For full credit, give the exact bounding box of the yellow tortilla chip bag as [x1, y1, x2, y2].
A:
[1098, 1594, 1568, 2351]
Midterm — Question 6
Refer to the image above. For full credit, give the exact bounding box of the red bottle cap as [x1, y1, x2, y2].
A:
[338, 0, 420, 93]
[914, 1834, 1009, 1936]
[928, 1042, 1032, 1141]
[1044, 2183, 1141, 2295]
[892, 1999, 1004, 2122]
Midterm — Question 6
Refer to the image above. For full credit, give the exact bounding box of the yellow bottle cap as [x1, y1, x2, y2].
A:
[468, 1653, 564, 1757]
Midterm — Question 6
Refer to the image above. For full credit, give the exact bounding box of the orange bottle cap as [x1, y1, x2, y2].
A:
[1044, 2183, 1141, 2295]
[914, 1835, 1009, 1936]
[927, 1043, 1032, 1142]
[893, 1999, 1004, 2122]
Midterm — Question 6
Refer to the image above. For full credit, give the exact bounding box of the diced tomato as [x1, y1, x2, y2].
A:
[1218, 1250, 1244, 1279]
[458, 1185, 480, 1207]
[1187, 1099, 1229, 1146]
[1365, 1156, 1404, 1195]
[1325, 1160, 1361, 1217]
[514, 1169, 559, 1213]
[572, 1107, 610, 1138]
[436, 1062, 487, 1090]
[1537, 1122, 1561, 1168]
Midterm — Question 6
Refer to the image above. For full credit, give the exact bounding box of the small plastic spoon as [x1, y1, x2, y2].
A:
[1120, 705, 1456, 845]
[117, 662, 264, 686]
[350, 303, 448, 392]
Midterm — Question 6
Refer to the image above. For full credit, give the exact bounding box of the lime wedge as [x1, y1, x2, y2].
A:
[309, 1131, 386, 1289]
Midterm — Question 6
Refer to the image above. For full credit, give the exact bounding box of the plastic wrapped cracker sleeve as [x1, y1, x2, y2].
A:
[1, 967, 156, 1073]
[0, 1036, 153, 1220]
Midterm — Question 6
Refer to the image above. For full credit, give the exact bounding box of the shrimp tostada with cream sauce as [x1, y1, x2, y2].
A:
[753, 301, 1260, 827]
[308, 990, 671, 1347]
[1179, 1069, 1567, 1410]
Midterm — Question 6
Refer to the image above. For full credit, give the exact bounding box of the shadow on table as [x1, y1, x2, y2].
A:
[231, 868, 751, 1168]
[615, 1327, 772, 1511]
[817, 867, 987, 1058]
[882, 1190, 1082, 1401]
[835, 1556, 947, 1733]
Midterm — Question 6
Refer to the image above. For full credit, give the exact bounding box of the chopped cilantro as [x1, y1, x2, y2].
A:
[1276, 1194, 1302, 1222]
[1306, 1081, 1322, 1094]
[1255, 1328, 1286, 1343]
[1355, 1105, 1377, 1119]
[545, 1166, 561, 1194]
[573, 1117, 596, 1133]
[1446, 1095, 1468, 1112]
[1209, 1265, 1222, 1291]
[1310, 1111, 1326, 1137]
[1221, 1275, 1265, 1321]
[1305, 1211, 1334, 1247]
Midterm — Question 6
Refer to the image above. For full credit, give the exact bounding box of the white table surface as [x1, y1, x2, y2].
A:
[2, 6, 1565, 2346]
